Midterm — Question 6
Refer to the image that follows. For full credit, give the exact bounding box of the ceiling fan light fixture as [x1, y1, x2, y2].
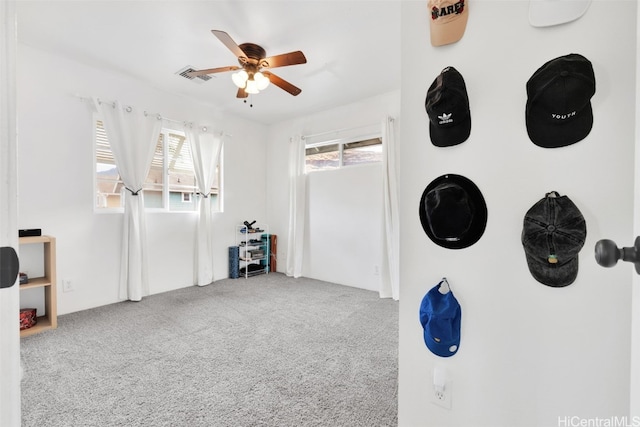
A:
[254, 71, 270, 90]
[232, 70, 248, 88]
[245, 78, 260, 94]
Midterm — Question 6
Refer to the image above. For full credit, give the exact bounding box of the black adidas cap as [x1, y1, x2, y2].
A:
[425, 66, 471, 147]
[526, 53, 595, 148]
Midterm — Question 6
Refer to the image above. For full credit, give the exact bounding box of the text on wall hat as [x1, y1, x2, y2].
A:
[428, 0, 468, 47]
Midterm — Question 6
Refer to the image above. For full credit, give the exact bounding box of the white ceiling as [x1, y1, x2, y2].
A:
[15, 0, 402, 125]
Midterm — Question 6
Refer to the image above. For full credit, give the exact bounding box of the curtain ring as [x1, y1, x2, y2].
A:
[202, 126, 207, 132]
[125, 106, 132, 113]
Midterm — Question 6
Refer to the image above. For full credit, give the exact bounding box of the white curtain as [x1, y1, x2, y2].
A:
[285, 135, 306, 278]
[93, 99, 162, 301]
[184, 126, 223, 286]
[0, 1, 21, 425]
[381, 116, 400, 300]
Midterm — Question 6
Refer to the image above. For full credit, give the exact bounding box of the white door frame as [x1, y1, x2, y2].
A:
[0, 1, 21, 425]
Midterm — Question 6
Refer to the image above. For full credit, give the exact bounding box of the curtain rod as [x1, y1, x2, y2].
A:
[74, 94, 232, 137]
[301, 117, 393, 141]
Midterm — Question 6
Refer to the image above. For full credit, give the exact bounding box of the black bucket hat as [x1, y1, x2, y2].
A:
[419, 174, 487, 249]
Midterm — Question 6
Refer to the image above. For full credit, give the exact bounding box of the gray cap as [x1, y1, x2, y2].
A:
[521, 191, 586, 287]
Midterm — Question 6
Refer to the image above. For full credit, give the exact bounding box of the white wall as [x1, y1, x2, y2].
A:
[17, 44, 269, 315]
[399, 1, 636, 426]
[305, 164, 383, 291]
[266, 90, 399, 291]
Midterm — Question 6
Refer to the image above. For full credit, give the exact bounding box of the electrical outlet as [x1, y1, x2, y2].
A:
[62, 279, 74, 293]
[431, 379, 452, 409]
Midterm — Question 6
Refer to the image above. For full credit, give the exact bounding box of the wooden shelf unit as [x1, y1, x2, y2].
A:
[19, 235, 57, 337]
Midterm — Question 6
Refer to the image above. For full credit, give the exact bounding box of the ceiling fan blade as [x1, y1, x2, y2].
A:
[211, 30, 247, 59]
[187, 66, 240, 78]
[237, 87, 248, 98]
[263, 71, 302, 96]
[261, 51, 307, 69]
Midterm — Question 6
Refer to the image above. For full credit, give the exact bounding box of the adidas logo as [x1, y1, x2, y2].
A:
[438, 113, 453, 124]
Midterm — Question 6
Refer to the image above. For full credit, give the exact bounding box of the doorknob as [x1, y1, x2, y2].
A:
[0, 247, 19, 288]
[594, 237, 640, 274]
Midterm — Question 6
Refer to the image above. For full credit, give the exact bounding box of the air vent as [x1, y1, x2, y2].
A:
[175, 66, 212, 83]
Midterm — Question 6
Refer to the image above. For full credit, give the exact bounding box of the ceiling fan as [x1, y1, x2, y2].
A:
[187, 30, 307, 98]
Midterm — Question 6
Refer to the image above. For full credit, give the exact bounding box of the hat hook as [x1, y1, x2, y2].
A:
[594, 237, 640, 274]
[439, 277, 451, 294]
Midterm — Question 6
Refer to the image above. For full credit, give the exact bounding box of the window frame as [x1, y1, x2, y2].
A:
[93, 114, 223, 214]
[304, 131, 382, 173]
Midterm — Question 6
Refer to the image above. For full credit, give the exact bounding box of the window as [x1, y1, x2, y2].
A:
[305, 143, 340, 172]
[305, 136, 382, 173]
[95, 118, 222, 212]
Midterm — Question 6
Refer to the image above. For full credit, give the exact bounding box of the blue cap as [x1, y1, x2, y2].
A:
[419, 280, 461, 357]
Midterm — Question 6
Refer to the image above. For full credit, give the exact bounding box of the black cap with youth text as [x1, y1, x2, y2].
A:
[425, 66, 471, 147]
[526, 53, 595, 148]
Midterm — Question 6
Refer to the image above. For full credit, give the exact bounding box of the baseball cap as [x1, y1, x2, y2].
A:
[419, 174, 487, 249]
[521, 191, 587, 287]
[529, 0, 591, 27]
[419, 279, 461, 357]
[425, 66, 471, 147]
[428, 0, 468, 47]
[526, 53, 595, 148]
